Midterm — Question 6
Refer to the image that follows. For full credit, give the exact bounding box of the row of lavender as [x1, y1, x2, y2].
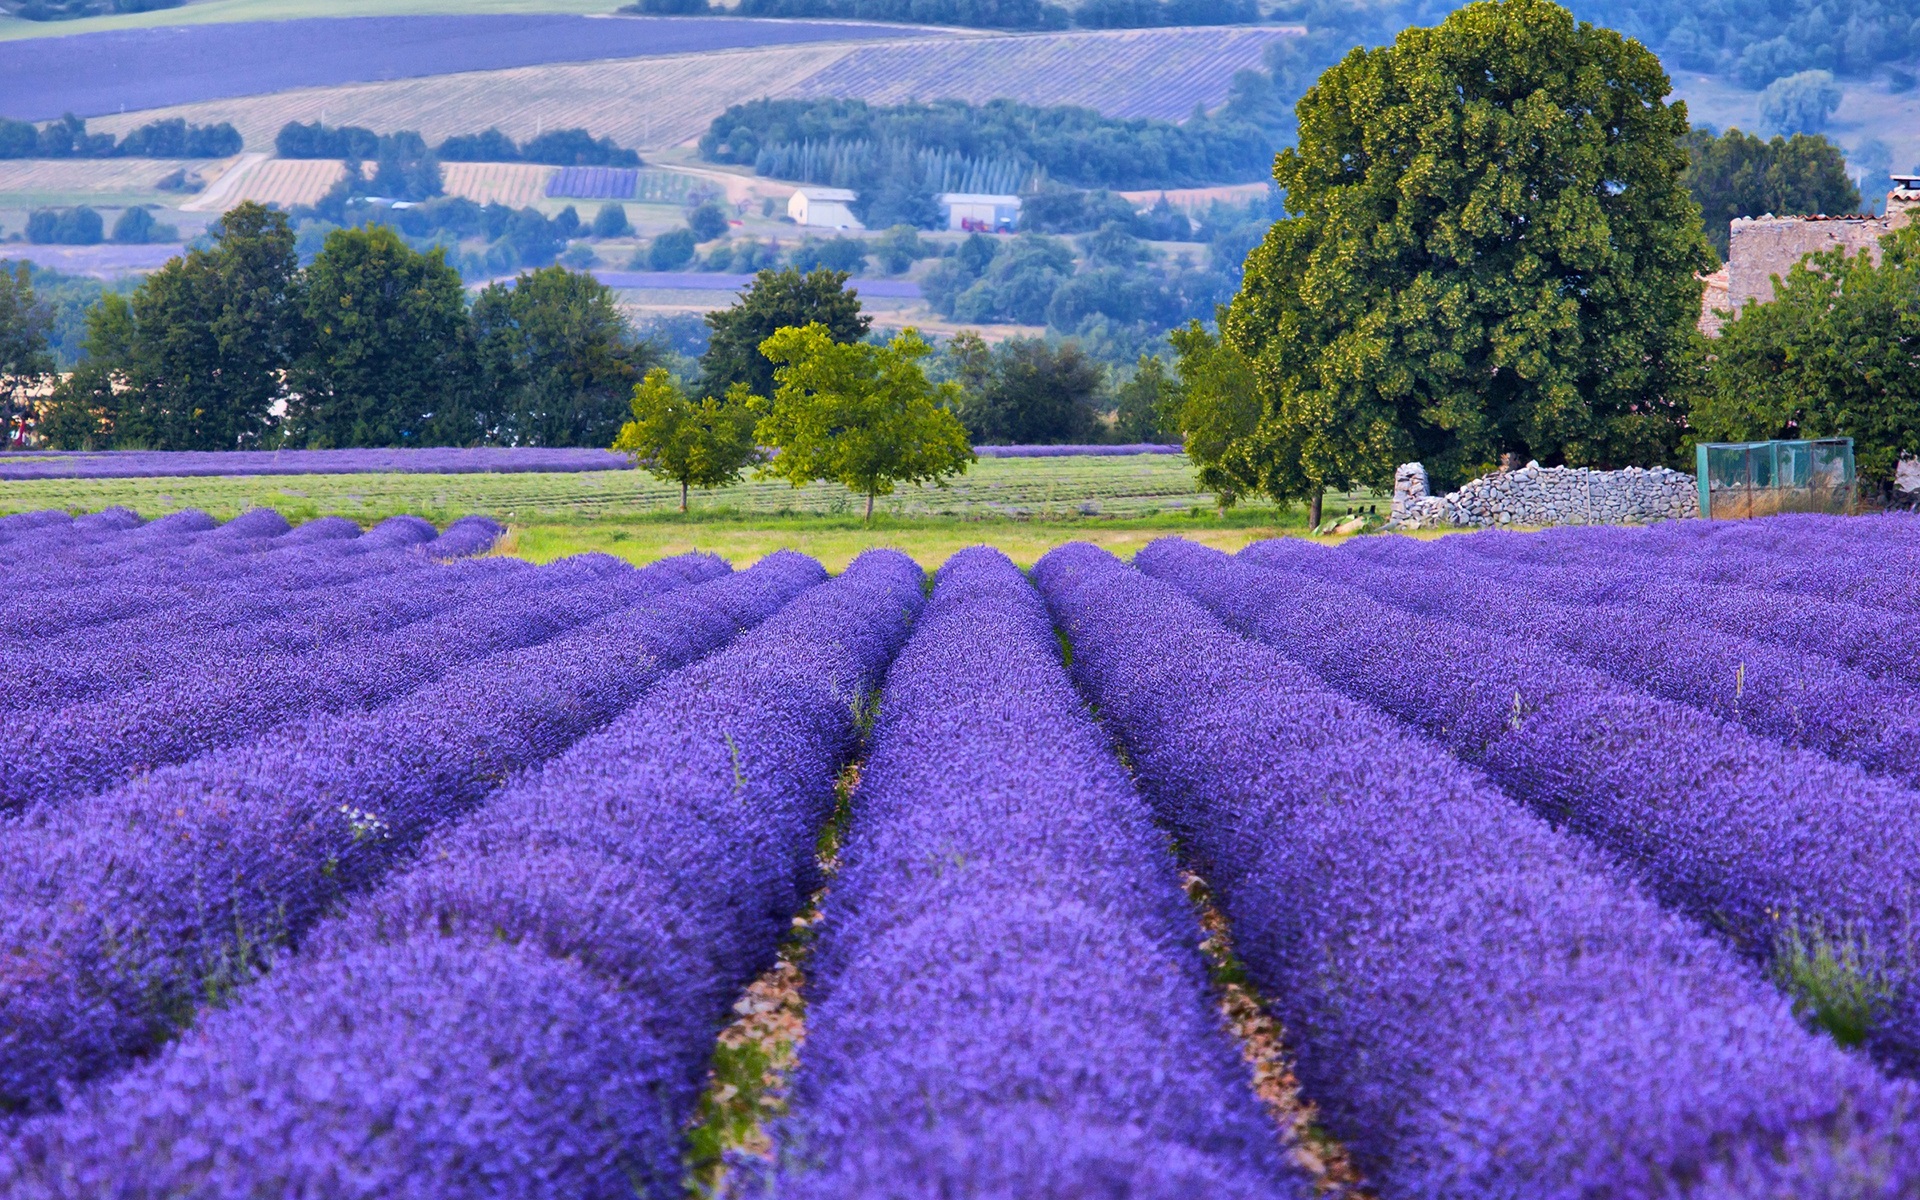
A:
[7, 507, 1920, 1198]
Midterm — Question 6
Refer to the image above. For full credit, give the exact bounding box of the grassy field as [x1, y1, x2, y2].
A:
[0, 454, 1393, 568]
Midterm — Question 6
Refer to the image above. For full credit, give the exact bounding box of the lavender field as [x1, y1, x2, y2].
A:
[0, 15, 935, 123]
[1, 506, 1917, 1196]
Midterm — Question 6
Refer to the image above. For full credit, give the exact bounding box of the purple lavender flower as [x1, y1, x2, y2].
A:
[768, 546, 1306, 1200]
[1034, 541, 1920, 1200]
[0, 551, 922, 1197]
[0, 551, 819, 1115]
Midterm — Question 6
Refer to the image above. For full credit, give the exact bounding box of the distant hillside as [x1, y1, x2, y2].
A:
[81, 27, 1298, 152]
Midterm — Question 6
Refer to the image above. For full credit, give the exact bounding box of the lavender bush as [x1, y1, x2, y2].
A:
[1148, 537, 1920, 1075]
[768, 547, 1305, 1199]
[0, 551, 923, 1197]
[1035, 541, 1920, 1200]
[0, 555, 653, 812]
[0, 551, 818, 1115]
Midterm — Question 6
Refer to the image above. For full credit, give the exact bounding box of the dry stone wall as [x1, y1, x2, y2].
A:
[1389, 461, 1698, 530]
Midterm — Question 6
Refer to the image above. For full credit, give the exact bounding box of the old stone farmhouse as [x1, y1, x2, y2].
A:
[1701, 174, 1920, 334]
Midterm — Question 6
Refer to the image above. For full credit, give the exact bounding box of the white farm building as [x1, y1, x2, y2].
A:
[788, 187, 863, 230]
[938, 193, 1020, 232]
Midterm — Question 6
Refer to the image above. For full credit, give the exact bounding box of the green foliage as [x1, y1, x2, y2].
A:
[1771, 918, 1888, 1048]
[0, 261, 55, 447]
[1759, 69, 1843, 136]
[79, 204, 303, 451]
[699, 268, 871, 401]
[1203, 0, 1711, 507]
[646, 229, 696, 271]
[701, 97, 1276, 191]
[872, 225, 935, 275]
[944, 331, 1104, 444]
[1695, 224, 1920, 490]
[611, 367, 761, 510]
[754, 324, 975, 520]
[590, 203, 632, 239]
[110, 206, 178, 246]
[687, 202, 731, 243]
[468, 265, 650, 447]
[1165, 320, 1264, 504]
[0, 112, 237, 159]
[285, 224, 469, 448]
[26, 207, 104, 246]
[1684, 127, 1861, 260]
[1113, 354, 1176, 442]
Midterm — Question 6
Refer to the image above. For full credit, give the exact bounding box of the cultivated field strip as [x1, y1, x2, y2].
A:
[1, 552, 921, 1194]
[1038, 541, 1920, 1199]
[199, 154, 347, 209]
[439, 159, 554, 206]
[86, 42, 863, 152]
[768, 547, 1308, 1196]
[0, 156, 231, 203]
[85, 27, 1297, 153]
[1142, 535, 1920, 1077]
[788, 26, 1300, 121]
[0, 455, 1223, 521]
[0, 550, 815, 1117]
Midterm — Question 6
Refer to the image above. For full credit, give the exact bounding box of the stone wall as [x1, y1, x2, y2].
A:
[1389, 460, 1698, 529]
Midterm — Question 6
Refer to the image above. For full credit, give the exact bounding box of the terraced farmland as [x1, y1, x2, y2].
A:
[87, 27, 1296, 153]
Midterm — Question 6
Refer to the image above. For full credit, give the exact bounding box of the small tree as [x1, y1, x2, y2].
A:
[0, 261, 54, 447]
[754, 323, 974, 522]
[612, 367, 760, 511]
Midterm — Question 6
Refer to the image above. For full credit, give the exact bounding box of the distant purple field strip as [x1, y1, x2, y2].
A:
[0, 16, 941, 124]
[0, 448, 632, 479]
[593, 270, 922, 298]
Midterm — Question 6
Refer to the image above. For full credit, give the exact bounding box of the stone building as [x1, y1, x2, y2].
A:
[1702, 174, 1920, 333]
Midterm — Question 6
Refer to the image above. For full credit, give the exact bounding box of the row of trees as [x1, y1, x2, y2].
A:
[275, 122, 640, 168]
[641, 0, 1257, 30]
[0, 114, 240, 160]
[17, 203, 649, 450]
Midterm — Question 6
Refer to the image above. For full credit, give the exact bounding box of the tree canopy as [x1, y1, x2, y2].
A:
[945, 332, 1104, 444]
[1182, 0, 1712, 506]
[285, 225, 470, 448]
[469, 265, 650, 448]
[754, 324, 975, 521]
[0, 262, 55, 448]
[699, 268, 871, 401]
[1683, 127, 1861, 259]
[1695, 224, 1920, 491]
[611, 368, 761, 510]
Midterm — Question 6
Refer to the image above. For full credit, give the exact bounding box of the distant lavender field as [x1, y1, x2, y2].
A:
[973, 444, 1183, 457]
[0, 448, 633, 480]
[0, 16, 936, 123]
[2, 445, 1180, 480]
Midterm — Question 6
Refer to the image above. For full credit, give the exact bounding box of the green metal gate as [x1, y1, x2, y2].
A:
[1695, 438, 1856, 519]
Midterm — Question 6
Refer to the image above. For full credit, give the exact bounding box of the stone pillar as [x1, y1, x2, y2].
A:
[1391, 462, 1430, 522]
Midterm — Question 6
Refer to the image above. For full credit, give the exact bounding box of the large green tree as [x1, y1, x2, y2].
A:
[469, 265, 650, 447]
[286, 224, 471, 448]
[698, 267, 870, 400]
[38, 292, 134, 449]
[611, 367, 761, 510]
[755, 323, 974, 521]
[1191, 0, 1713, 503]
[1684, 127, 1860, 260]
[946, 334, 1103, 444]
[0, 261, 53, 447]
[1696, 224, 1920, 493]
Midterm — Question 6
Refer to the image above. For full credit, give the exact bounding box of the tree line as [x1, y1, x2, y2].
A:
[8, 203, 649, 451]
[275, 122, 640, 167]
[0, 114, 241, 159]
[700, 96, 1281, 192]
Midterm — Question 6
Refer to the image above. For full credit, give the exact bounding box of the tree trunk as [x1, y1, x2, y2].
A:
[1309, 488, 1323, 529]
[679, 481, 688, 513]
[865, 490, 875, 524]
